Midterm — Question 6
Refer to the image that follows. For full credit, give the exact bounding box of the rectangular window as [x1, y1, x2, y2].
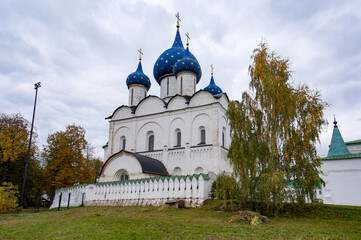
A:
[167, 78, 169, 95]
[181, 77, 183, 95]
[200, 129, 206, 144]
[149, 135, 154, 151]
[131, 89, 133, 105]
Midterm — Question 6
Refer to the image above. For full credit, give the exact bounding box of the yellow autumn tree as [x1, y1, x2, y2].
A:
[0, 113, 30, 184]
[43, 124, 102, 203]
[226, 41, 328, 208]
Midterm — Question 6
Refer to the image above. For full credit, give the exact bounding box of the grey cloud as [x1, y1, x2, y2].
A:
[1, 0, 360, 158]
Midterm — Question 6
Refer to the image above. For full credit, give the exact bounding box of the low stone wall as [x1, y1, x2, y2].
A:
[50, 174, 213, 209]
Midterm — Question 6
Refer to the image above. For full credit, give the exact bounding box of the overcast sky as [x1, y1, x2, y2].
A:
[1, 0, 360, 159]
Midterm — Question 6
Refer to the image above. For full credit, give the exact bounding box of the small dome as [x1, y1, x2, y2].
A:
[204, 74, 223, 95]
[126, 60, 151, 90]
[173, 45, 202, 81]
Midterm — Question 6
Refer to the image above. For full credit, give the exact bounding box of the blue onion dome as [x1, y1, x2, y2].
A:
[204, 72, 223, 95]
[173, 43, 202, 81]
[153, 25, 199, 84]
[126, 58, 151, 90]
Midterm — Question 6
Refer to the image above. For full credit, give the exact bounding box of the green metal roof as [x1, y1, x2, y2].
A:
[327, 125, 350, 157]
[345, 139, 361, 145]
[323, 153, 361, 160]
[287, 180, 322, 189]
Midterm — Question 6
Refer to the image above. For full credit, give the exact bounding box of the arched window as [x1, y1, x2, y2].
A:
[172, 167, 182, 175]
[194, 167, 204, 174]
[148, 133, 154, 151]
[199, 127, 206, 144]
[222, 127, 226, 147]
[174, 129, 181, 147]
[120, 136, 126, 150]
[115, 169, 129, 182]
[120, 172, 129, 181]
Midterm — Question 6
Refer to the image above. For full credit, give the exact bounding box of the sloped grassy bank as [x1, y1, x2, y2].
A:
[1, 201, 360, 239]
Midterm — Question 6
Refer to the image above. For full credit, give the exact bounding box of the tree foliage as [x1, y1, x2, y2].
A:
[0, 113, 31, 183]
[0, 113, 43, 207]
[226, 41, 328, 207]
[0, 182, 20, 213]
[43, 124, 102, 202]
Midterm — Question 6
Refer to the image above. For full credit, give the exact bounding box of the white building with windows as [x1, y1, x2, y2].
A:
[99, 21, 231, 184]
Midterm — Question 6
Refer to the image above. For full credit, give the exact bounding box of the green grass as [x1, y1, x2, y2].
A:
[1, 202, 360, 239]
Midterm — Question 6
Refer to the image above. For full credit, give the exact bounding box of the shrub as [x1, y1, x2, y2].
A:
[215, 173, 241, 202]
[0, 182, 20, 213]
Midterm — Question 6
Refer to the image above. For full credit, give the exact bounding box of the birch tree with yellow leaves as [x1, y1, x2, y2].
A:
[226, 41, 328, 207]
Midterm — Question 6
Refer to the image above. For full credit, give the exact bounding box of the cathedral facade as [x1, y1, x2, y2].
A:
[99, 20, 232, 183]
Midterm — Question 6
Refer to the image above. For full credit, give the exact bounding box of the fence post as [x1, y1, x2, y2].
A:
[67, 192, 71, 209]
[58, 192, 62, 211]
[81, 193, 85, 207]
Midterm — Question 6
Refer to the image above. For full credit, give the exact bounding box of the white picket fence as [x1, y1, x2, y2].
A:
[49, 174, 213, 209]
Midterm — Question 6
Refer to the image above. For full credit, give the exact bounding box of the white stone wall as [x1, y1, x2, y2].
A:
[346, 143, 361, 154]
[176, 72, 196, 96]
[320, 158, 361, 206]
[50, 174, 213, 209]
[128, 85, 147, 106]
[160, 76, 177, 100]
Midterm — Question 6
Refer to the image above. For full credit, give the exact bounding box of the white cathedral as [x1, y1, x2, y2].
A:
[50, 17, 232, 208]
[99, 19, 231, 183]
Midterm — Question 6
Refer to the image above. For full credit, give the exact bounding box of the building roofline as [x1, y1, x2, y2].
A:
[323, 153, 361, 160]
[345, 139, 361, 145]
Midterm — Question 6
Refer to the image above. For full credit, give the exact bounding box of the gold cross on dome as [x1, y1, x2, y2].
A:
[138, 48, 143, 60]
[185, 32, 190, 45]
[175, 12, 181, 26]
[210, 64, 214, 75]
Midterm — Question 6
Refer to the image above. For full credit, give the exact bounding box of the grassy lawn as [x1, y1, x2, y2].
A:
[1, 202, 360, 239]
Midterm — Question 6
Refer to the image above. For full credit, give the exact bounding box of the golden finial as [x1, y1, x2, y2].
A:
[175, 12, 181, 28]
[138, 48, 143, 61]
[185, 32, 190, 47]
[210, 64, 214, 76]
